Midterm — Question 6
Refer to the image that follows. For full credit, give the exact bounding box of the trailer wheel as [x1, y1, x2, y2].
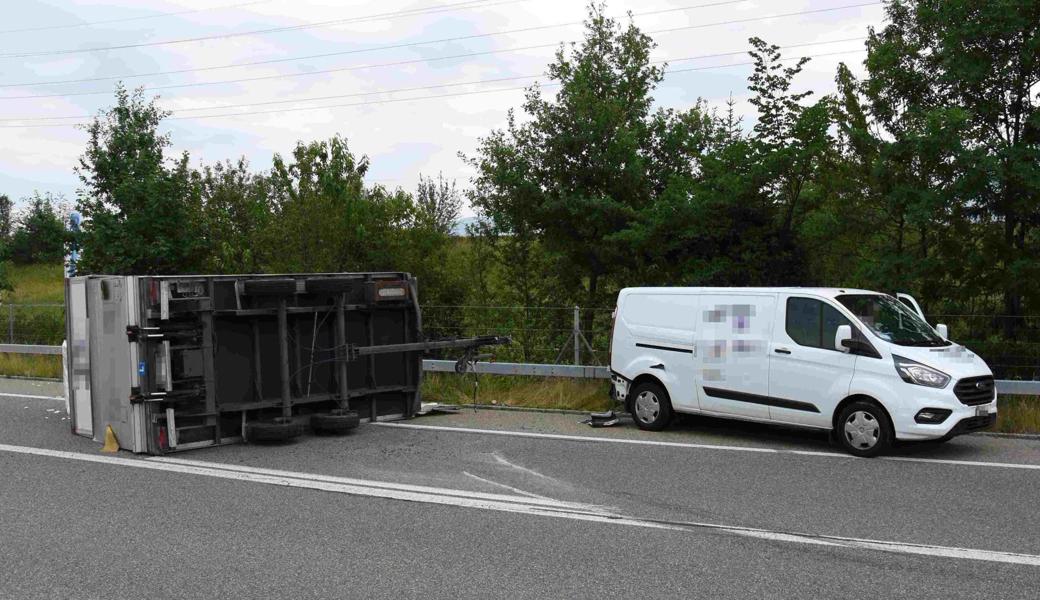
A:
[311, 409, 361, 434]
[243, 279, 297, 296]
[304, 278, 354, 294]
[246, 417, 305, 442]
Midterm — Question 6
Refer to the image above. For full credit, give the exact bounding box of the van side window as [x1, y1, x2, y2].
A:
[786, 297, 850, 350]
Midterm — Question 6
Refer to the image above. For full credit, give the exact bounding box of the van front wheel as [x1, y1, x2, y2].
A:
[630, 381, 673, 431]
[836, 401, 893, 457]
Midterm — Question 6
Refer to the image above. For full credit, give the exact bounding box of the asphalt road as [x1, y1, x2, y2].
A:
[1, 379, 1039, 598]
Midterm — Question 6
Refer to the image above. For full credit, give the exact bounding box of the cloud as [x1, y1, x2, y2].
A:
[0, 0, 884, 207]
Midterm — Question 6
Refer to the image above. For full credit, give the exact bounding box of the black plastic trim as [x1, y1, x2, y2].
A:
[636, 343, 693, 354]
[702, 386, 820, 413]
[914, 407, 952, 424]
[944, 414, 996, 437]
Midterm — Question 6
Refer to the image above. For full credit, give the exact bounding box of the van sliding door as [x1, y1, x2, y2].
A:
[695, 294, 776, 419]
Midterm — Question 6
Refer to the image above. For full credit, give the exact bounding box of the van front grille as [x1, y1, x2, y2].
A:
[954, 376, 995, 406]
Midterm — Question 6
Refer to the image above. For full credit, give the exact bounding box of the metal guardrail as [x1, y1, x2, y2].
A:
[423, 359, 610, 379]
[0, 343, 62, 355]
[2, 344, 1037, 394]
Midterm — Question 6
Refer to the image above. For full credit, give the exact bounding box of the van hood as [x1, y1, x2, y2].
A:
[888, 343, 993, 380]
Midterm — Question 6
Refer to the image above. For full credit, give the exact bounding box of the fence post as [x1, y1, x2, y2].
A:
[7, 303, 13, 344]
[573, 306, 580, 366]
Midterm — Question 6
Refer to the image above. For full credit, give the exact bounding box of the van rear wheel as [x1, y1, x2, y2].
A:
[629, 381, 673, 431]
[836, 401, 893, 457]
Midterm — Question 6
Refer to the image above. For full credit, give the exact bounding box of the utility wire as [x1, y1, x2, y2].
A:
[1, 1, 877, 87]
[0, 0, 748, 73]
[0, 0, 523, 59]
[0, 1, 277, 35]
[0, 49, 867, 128]
[0, 40, 866, 121]
[0, 43, 563, 99]
[0, 0, 879, 98]
[0, 33, 867, 100]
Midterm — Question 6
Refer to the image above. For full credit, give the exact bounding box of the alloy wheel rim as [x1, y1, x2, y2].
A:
[843, 410, 880, 450]
[634, 391, 660, 424]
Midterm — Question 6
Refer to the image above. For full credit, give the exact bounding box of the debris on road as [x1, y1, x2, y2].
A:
[582, 410, 620, 427]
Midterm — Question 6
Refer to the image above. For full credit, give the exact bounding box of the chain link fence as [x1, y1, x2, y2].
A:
[3, 303, 1040, 379]
[932, 314, 1040, 381]
[1, 303, 65, 346]
[420, 305, 613, 365]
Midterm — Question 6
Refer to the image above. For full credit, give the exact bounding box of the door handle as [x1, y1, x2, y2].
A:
[774, 348, 791, 355]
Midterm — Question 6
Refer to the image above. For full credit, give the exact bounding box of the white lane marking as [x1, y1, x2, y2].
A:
[0, 393, 64, 401]
[149, 455, 595, 511]
[1, 442, 1038, 567]
[462, 471, 551, 500]
[374, 422, 1040, 471]
[492, 452, 556, 481]
[883, 455, 1040, 470]
[0, 443, 601, 516]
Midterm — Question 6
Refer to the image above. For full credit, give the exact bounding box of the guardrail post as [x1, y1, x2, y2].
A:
[573, 306, 580, 366]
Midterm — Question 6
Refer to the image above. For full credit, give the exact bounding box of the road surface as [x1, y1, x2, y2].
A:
[1, 379, 1038, 598]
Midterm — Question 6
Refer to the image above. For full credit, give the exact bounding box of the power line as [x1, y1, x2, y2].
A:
[0, 1, 277, 35]
[0, 0, 523, 59]
[0, 1, 880, 98]
[0, 0, 750, 74]
[0, 48, 868, 128]
[0, 38, 866, 121]
[0, 43, 563, 99]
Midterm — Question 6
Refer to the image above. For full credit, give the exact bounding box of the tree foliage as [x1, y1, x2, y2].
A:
[42, 1, 1039, 364]
[75, 85, 204, 274]
[8, 192, 66, 265]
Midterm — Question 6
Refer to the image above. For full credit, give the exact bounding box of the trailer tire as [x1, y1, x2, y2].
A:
[311, 409, 361, 434]
[305, 278, 354, 294]
[243, 279, 297, 296]
[246, 418, 305, 442]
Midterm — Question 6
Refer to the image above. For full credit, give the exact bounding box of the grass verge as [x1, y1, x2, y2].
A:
[421, 372, 613, 412]
[995, 396, 1040, 434]
[0, 353, 62, 379]
[6, 262, 65, 304]
[423, 374, 1039, 435]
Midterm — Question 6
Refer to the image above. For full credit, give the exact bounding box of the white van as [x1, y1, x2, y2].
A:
[609, 287, 997, 457]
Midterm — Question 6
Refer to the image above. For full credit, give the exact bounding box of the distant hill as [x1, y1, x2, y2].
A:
[450, 216, 481, 237]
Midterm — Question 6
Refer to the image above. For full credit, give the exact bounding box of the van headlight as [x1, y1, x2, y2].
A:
[893, 355, 950, 388]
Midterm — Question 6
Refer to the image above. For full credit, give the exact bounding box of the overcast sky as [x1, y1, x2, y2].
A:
[1, 0, 885, 217]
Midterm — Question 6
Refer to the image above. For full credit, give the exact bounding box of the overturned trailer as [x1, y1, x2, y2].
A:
[64, 272, 506, 454]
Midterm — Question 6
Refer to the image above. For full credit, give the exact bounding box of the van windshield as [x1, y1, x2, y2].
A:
[836, 294, 949, 347]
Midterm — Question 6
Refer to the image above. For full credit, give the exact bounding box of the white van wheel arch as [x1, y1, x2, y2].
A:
[625, 375, 664, 411]
[628, 379, 673, 431]
[834, 398, 895, 457]
[831, 394, 893, 432]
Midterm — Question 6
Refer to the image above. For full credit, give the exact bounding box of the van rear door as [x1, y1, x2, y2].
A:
[695, 293, 776, 419]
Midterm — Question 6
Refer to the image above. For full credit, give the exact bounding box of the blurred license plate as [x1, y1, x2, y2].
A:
[975, 405, 991, 416]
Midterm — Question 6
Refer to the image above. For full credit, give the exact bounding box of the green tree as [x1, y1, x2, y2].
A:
[745, 37, 835, 282]
[9, 192, 66, 264]
[415, 173, 462, 235]
[193, 159, 272, 273]
[263, 135, 412, 273]
[0, 194, 12, 240]
[76, 84, 205, 274]
[853, 0, 1040, 328]
[467, 4, 684, 314]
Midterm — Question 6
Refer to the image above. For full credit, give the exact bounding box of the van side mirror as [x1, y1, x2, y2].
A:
[834, 324, 852, 352]
[936, 323, 948, 339]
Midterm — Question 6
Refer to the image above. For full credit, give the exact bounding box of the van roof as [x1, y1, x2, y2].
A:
[618, 287, 884, 300]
